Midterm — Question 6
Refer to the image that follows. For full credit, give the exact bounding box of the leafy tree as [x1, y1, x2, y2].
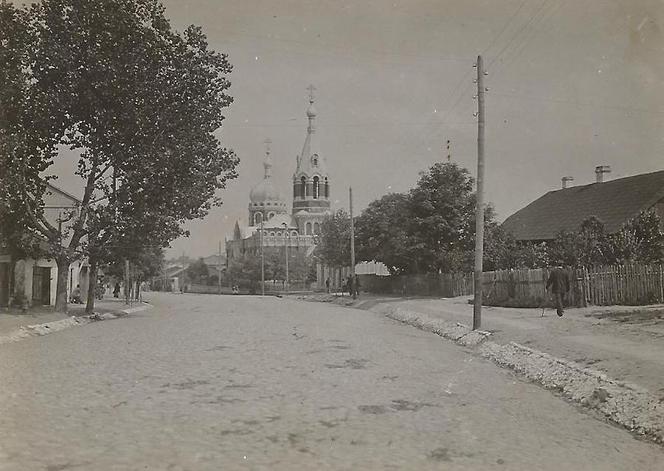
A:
[548, 217, 609, 267]
[186, 258, 209, 285]
[606, 210, 664, 264]
[315, 210, 352, 269]
[2, 0, 237, 311]
[355, 193, 414, 274]
[407, 162, 498, 273]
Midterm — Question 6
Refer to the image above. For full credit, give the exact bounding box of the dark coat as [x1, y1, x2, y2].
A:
[546, 268, 570, 294]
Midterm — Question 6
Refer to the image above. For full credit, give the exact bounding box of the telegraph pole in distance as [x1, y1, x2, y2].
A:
[218, 240, 222, 295]
[260, 220, 265, 296]
[473, 55, 486, 331]
[349, 187, 356, 300]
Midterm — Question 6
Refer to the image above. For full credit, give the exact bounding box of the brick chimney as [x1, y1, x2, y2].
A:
[561, 176, 574, 189]
[595, 165, 611, 183]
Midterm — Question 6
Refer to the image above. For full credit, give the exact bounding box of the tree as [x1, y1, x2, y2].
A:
[407, 162, 496, 273]
[355, 193, 414, 274]
[315, 210, 352, 269]
[186, 258, 209, 285]
[2, 0, 237, 311]
[606, 210, 664, 264]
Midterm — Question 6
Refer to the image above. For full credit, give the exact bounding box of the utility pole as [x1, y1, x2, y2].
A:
[349, 187, 356, 300]
[218, 240, 222, 295]
[260, 219, 265, 296]
[473, 55, 486, 331]
[282, 223, 289, 293]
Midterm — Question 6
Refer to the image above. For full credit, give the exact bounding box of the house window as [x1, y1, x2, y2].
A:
[313, 176, 319, 199]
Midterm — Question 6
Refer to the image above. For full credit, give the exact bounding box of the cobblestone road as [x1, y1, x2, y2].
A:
[1, 293, 662, 470]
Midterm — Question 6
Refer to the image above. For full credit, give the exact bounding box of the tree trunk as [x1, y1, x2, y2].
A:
[54, 255, 70, 312]
[85, 257, 98, 314]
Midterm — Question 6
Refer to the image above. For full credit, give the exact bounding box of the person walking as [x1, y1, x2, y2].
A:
[325, 277, 330, 293]
[113, 282, 121, 298]
[354, 274, 360, 298]
[546, 266, 570, 317]
[347, 275, 354, 297]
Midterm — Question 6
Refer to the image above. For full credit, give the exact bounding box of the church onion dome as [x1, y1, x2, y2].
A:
[249, 139, 286, 206]
[249, 179, 283, 205]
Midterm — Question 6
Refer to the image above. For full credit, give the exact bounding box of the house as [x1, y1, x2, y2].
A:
[0, 183, 89, 307]
[502, 168, 664, 242]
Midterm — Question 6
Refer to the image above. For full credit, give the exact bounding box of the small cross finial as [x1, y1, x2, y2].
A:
[263, 138, 272, 154]
[306, 84, 316, 103]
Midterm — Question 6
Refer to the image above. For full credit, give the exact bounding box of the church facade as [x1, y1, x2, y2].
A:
[226, 88, 331, 263]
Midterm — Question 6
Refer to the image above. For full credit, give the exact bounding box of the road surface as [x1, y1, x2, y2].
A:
[1, 292, 662, 470]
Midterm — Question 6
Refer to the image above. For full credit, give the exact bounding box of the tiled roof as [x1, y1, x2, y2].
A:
[501, 170, 664, 241]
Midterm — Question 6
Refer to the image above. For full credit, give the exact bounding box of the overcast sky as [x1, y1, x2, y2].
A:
[48, 0, 664, 259]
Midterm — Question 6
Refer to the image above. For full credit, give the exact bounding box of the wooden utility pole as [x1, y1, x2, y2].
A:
[473, 55, 486, 330]
[218, 241, 222, 295]
[349, 187, 356, 299]
[260, 220, 265, 296]
[282, 223, 289, 292]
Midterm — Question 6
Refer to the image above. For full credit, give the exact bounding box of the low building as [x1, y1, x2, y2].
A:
[0, 183, 89, 307]
[502, 168, 664, 242]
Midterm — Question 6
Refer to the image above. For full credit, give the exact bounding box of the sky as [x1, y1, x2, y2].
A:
[47, 0, 664, 259]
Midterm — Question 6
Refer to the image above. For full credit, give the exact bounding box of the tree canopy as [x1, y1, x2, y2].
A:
[0, 0, 237, 311]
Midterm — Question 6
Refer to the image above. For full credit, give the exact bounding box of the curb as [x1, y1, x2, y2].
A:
[382, 306, 664, 444]
[0, 302, 152, 346]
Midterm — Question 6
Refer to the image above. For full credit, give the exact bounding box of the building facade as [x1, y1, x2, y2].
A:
[226, 87, 331, 264]
[0, 184, 90, 307]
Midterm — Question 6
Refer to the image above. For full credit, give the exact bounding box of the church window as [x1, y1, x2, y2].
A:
[270, 232, 275, 237]
[313, 176, 319, 199]
[301, 176, 306, 198]
[305, 222, 312, 235]
[291, 231, 298, 237]
[312, 154, 319, 167]
[314, 222, 320, 234]
[324, 177, 329, 198]
[254, 212, 263, 225]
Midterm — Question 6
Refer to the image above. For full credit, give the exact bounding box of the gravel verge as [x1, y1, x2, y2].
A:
[0, 303, 152, 346]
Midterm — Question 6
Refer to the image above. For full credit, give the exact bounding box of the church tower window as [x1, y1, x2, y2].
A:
[314, 222, 320, 234]
[324, 177, 329, 198]
[313, 176, 319, 199]
[300, 176, 306, 198]
[305, 222, 312, 235]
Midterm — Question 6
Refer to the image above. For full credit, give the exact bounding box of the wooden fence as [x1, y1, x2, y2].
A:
[358, 263, 664, 307]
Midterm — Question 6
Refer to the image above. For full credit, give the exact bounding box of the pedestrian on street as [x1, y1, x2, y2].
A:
[325, 277, 330, 293]
[354, 274, 360, 298]
[546, 266, 570, 317]
[113, 282, 121, 298]
[347, 276, 354, 297]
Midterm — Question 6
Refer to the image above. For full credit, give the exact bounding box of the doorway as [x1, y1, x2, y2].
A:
[32, 266, 52, 306]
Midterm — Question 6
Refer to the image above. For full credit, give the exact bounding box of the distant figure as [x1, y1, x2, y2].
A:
[113, 282, 121, 298]
[354, 274, 360, 298]
[325, 277, 330, 293]
[347, 275, 354, 297]
[546, 266, 570, 317]
[71, 284, 82, 304]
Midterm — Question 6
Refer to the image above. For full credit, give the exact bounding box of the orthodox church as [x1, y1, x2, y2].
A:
[226, 87, 332, 261]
